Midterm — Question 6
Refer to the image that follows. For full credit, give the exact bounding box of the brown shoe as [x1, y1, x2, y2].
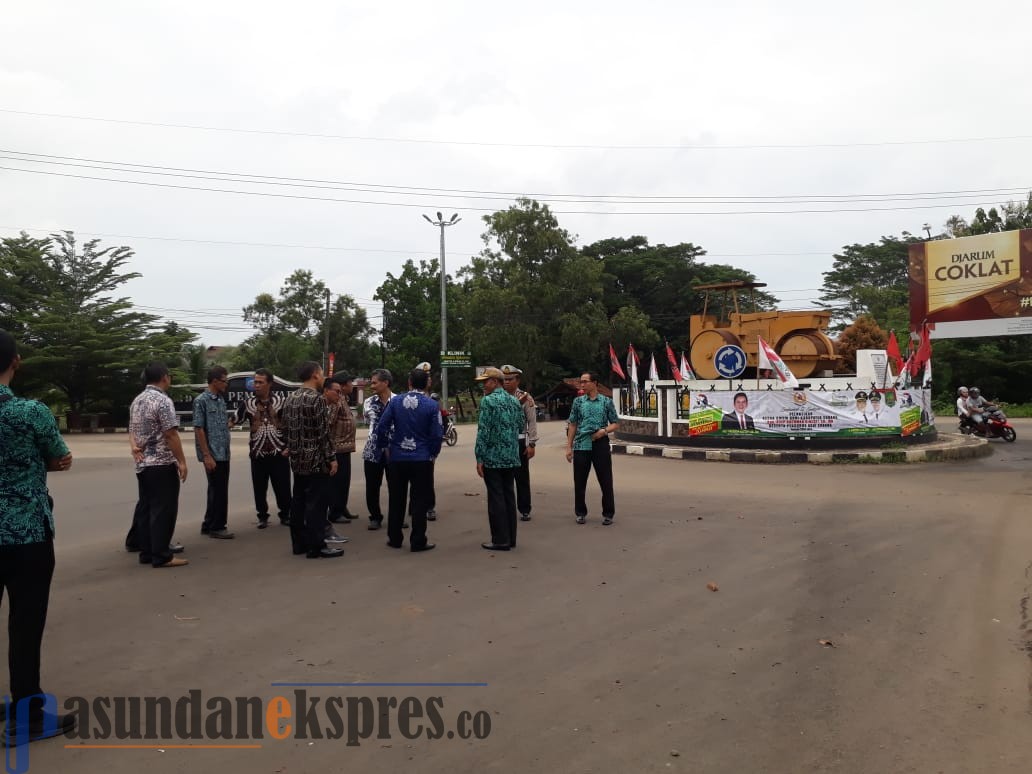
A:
[155, 557, 189, 568]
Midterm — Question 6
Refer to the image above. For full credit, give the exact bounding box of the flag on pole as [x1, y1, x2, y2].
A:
[910, 325, 931, 378]
[680, 351, 695, 381]
[648, 352, 659, 382]
[328, 353, 335, 377]
[915, 324, 932, 387]
[886, 331, 903, 376]
[757, 336, 799, 388]
[665, 342, 682, 383]
[609, 343, 626, 380]
[627, 345, 640, 411]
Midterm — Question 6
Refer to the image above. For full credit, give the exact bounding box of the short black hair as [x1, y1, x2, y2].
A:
[370, 368, 392, 386]
[410, 369, 429, 390]
[142, 362, 170, 385]
[582, 372, 599, 384]
[297, 361, 321, 382]
[332, 372, 353, 385]
[0, 329, 17, 373]
[254, 368, 274, 382]
[207, 365, 228, 384]
[733, 392, 748, 403]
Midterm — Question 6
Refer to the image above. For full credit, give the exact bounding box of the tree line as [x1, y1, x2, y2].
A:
[4, 195, 1031, 418]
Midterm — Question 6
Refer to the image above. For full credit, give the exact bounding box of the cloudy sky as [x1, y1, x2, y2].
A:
[3, 1, 1031, 345]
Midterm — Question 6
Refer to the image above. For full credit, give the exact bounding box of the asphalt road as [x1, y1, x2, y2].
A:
[8, 420, 1032, 773]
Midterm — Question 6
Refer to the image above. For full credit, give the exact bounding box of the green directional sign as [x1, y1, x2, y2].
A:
[440, 351, 472, 368]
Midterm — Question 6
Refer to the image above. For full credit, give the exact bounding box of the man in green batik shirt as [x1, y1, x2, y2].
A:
[474, 367, 523, 552]
[565, 371, 619, 526]
[0, 329, 76, 741]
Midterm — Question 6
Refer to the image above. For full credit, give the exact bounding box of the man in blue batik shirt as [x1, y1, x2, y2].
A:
[372, 368, 443, 553]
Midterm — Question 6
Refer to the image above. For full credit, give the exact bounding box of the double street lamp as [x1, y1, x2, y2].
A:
[422, 212, 461, 410]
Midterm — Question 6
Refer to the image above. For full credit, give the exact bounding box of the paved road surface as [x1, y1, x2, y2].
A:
[8, 420, 1032, 773]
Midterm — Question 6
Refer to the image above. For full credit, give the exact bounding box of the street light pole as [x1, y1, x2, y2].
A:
[323, 288, 331, 373]
[422, 212, 461, 410]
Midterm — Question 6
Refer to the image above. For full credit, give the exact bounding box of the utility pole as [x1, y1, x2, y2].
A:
[323, 288, 331, 373]
[422, 212, 461, 409]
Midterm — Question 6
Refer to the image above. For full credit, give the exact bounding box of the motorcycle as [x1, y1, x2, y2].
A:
[959, 406, 1017, 442]
[444, 410, 458, 447]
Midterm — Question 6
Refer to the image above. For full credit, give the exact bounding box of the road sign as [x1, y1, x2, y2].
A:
[440, 351, 472, 368]
[714, 345, 747, 379]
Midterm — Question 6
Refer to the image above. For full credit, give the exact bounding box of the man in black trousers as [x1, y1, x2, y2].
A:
[0, 329, 76, 741]
[281, 362, 342, 559]
[239, 368, 291, 528]
[371, 369, 442, 552]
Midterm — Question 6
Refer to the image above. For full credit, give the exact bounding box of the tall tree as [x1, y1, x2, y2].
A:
[235, 269, 377, 378]
[818, 236, 917, 331]
[583, 236, 776, 350]
[458, 199, 609, 387]
[0, 231, 195, 418]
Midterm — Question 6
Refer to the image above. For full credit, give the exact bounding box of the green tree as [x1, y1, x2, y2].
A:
[583, 236, 776, 350]
[818, 236, 916, 331]
[235, 269, 377, 378]
[373, 258, 469, 388]
[0, 231, 196, 419]
[458, 199, 609, 388]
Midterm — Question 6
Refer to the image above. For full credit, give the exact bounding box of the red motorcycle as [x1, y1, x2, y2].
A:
[959, 406, 1017, 442]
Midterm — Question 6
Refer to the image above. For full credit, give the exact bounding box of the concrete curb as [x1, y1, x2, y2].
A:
[612, 434, 992, 464]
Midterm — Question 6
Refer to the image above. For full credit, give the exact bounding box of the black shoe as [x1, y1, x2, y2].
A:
[328, 514, 350, 524]
[169, 542, 185, 554]
[368, 520, 383, 531]
[386, 540, 403, 549]
[125, 544, 141, 553]
[1, 711, 76, 744]
[602, 517, 614, 526]
[307, 547, 344, 559]
[481, 542, 510, 552]
[278, 515, 291, 526]
[575, 515, 586, 524]
[411, 543, 436, 553]
[208, 529, 235, 539]
[426, 509, 437, 521]
[520, 513, 531, 521]
[257, 514, 270, 529]
[200, 528, 210, 535]
[292, 547, 307, 555]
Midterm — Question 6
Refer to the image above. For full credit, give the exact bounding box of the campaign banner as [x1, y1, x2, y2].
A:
[687, 389, 933, 438]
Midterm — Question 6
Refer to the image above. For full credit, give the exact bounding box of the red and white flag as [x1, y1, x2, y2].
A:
[648, 352, 659, 382]
[665, 342, 682, 384]
[609, 343, 626, 380]
[680, 351, 695, 381]
[757, 336, 799, 388]
[885, 331, 903, 377]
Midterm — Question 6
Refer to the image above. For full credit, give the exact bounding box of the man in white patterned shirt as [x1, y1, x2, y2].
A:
[362, 368, 394, 530]
[239, 369, 291, 529]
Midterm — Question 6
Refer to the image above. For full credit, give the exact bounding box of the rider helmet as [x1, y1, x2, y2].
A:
[957, 386, 968, 396]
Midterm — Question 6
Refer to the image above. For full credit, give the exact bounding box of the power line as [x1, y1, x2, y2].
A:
[5, 107, 1032, 151]
[1, 164, 1018, 216]
[4, 149, 1030, 203]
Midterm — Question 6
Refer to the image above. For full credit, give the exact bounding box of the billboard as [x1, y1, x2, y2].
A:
[686, 389, 934, 438]
[909, 229, 1032, 338]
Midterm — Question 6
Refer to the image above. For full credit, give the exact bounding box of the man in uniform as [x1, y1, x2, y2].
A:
[499, 364, 538, 522]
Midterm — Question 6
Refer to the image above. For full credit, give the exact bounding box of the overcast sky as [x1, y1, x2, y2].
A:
[3, 1, 1031, 346]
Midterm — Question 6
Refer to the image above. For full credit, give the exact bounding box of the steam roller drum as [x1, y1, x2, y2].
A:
[690, 329, 741, 380]
[776, 330, 833, 378]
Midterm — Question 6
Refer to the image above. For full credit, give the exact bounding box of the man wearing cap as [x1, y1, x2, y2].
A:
[474, 367, 524, 551]
[500, 364, 538, 522]
[372, 368, 442, 552]
[852, 391, 870, 424]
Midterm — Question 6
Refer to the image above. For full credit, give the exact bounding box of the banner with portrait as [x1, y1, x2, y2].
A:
[686, 389, 934, 438]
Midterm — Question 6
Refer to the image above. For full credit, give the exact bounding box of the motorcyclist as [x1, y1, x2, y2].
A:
[966, 387, 991, 433]
[956, 386, 972, 430]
